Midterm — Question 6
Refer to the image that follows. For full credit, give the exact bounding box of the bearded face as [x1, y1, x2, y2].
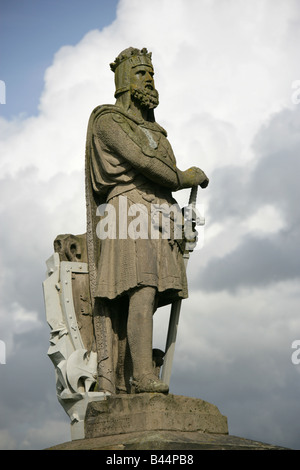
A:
[130, 65, 159, 110]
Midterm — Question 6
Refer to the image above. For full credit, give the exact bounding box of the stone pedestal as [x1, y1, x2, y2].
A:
[46, 394, 289, 450]
[84, 393, 228, 439]
[47, 430, 288, 450]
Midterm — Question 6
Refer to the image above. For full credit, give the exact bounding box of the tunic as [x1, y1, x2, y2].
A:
[85, 104, 188, 308]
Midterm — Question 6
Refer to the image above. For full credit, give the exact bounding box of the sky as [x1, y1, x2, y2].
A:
[1, 0, 300, 450]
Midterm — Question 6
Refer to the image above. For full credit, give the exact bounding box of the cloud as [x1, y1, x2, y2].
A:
[0, 430, 16, 451]
[1, 0, 300, 450]
[20, 419, 70, 450]
[193, 105, 300, 292]
[170, 278, 300, 448]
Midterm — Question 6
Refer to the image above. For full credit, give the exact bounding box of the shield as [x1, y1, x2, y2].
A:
[43, 234, 108, 440]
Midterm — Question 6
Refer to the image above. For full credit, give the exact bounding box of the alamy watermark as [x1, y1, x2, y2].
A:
[291, 80, 300, 105]
[0, 80, 6, 104]
[95, 195, 205, 251]
[0, 340, 6, 364]
[291, 340, 300, 365]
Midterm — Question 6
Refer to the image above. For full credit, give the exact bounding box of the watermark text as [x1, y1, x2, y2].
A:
[291, 340, 300, 365]
[95, 195, 205, 251]
[291, 80, 300, 105]
[0, 80, 5, 104]
[0, 340, 6, 364]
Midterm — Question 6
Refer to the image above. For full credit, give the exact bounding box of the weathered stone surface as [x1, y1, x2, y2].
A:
[84, 393, 228, 439]
[85, 47, 210, 395]
[43, 48, 211, 434]
[47, 430, 289, 450]
[46, 393, 289, 451]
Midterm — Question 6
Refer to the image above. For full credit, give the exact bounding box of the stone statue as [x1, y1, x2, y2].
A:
[85, 47, 209, 395]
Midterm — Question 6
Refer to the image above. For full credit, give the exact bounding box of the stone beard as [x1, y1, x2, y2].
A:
[131, 84, 159, 110]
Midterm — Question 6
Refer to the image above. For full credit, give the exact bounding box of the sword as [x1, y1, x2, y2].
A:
[161, 185, 203, 385]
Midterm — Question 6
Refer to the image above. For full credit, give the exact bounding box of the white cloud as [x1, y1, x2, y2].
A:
[10, 302, 42, 335]
[243, 204, 285, 235]
[0, 430, 17, 450]
[20, 419, 70, 450]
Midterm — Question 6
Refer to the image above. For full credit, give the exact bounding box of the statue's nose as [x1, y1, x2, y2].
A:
[146, 71, 153, 82]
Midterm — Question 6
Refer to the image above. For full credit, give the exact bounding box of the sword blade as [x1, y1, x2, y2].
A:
[161, 186, 198, 385]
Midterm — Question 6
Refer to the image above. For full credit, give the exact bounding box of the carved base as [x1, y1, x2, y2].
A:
[47, 394, 289, 449]
[48, 430, 289, 450]
[84, 393, 228, 439]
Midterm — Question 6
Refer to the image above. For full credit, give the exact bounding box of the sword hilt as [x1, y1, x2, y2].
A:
[185, 185, 204, 251]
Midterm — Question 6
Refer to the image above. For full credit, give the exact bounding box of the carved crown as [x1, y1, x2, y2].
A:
[110, 47, 153, 72]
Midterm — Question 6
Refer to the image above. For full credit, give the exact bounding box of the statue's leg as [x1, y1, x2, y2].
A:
[127, 286, 169, 394]
[93, 298, 117, 394]
[113, 296, 133, 394]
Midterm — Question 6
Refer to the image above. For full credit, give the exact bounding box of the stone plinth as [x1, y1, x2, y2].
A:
[84, 393, 228, 439]
[47, 430, 289, 450]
